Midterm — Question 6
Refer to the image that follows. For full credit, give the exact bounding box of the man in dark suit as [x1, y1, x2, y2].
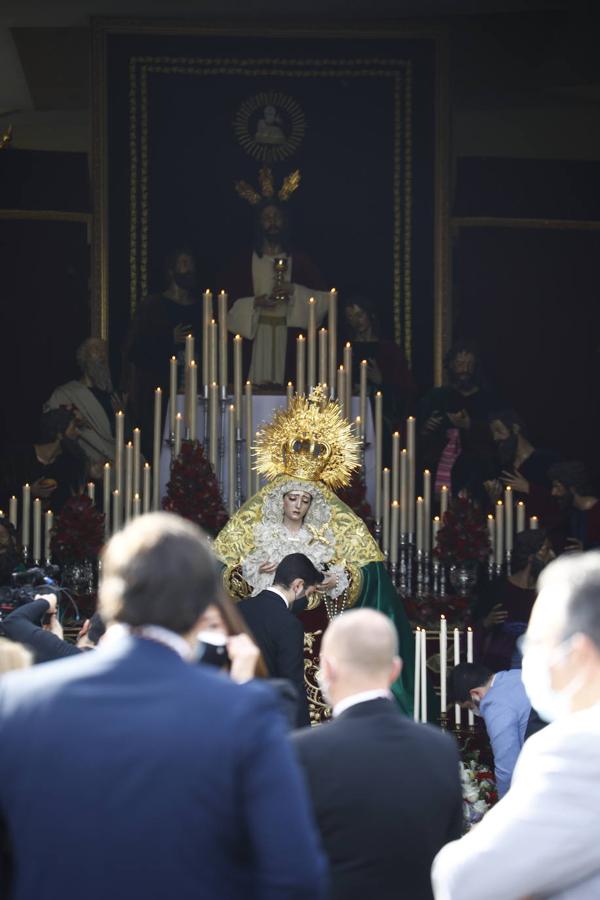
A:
[237, 553, 324, 728]
[0, 513, 326, 900]
[292, 608, 463, 900]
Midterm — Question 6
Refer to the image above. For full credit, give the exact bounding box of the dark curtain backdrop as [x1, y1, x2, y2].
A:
[454, 226, 600, 482]
[102, 28, 439, 386]
[0, 220, 90, 450]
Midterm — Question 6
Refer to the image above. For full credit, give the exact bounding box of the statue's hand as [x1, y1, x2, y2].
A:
[258, 561, 277, 574]
[255, 294, 277, 309]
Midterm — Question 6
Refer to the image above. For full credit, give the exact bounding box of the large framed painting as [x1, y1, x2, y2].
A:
[92, 19, 449, 385]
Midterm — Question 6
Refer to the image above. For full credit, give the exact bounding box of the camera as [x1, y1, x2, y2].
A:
[0, 565, 61, 623]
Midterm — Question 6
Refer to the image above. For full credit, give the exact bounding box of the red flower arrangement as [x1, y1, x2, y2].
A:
[434, 498, 490, 565]
[50, 495, 105, 563]
[162, 440, 228, 536]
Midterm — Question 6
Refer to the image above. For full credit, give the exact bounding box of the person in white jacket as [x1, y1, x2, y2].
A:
[432, 551, 600, 900]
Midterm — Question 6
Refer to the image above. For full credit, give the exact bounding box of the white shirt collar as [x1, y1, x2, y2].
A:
[102, 623, 192, 661]
[268, 585, 291, 608]
[333, 689, 393, 718]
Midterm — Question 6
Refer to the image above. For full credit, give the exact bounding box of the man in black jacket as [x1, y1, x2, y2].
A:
[237, 553, 324, 728]
[292, 608, 464, 900]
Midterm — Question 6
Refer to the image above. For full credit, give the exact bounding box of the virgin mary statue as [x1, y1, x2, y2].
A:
[213, 387, 415, 717]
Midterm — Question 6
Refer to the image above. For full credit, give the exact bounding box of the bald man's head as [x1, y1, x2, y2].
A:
[320, 610, 401, 707]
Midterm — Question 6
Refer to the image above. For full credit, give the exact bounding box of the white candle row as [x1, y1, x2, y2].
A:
[413, 622, 473, 726]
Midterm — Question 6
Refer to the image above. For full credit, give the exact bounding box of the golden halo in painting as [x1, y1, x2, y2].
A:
[233, 91, 306, 163]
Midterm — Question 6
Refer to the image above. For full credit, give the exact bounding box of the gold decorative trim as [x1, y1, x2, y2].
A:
[452, 216, 600, 231]
[0, 209, 91, 223]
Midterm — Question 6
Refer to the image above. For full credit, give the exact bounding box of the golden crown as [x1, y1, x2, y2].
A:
[234, 166, 301, 206]
[254, 386, 360, 490]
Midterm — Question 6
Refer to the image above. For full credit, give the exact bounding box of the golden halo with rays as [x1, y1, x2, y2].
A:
[233, 91, 306, 164]
[253, 386, 361, 490]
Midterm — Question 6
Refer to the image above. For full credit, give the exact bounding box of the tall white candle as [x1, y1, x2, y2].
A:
[416, 497, 424, 553]
[454, 628, 461, 726]
[328, 289, 337, 394]
[152, 389, 162, 505]
[382, 468, 391, 556]
[227, 404, 236, 516]
[440, 615, 447, 714]
[337, 366, 346, 420]
[188, 361, 198, 442]
[218, 291, 228, 390]
[209, 382, 218, 470]
[286, 382, 294, 407]
[202, 290, 213, 387]
[133, 427, 141, 499]
[516, 500, 526, 533]
[407, 416, 416, 536]
[530, 515, 539, 530]
[22, 484, 31, 557]
[209, 319, 218, 387]
[307, 297, 317, 392]
[174, 413, 182, 458]
[169, 356, 177, 434]
[487, 513, 495, 560]
[359, 360, 368, 441]
[44, 510, 53, 562]
[343, 342, 352, 421]
[103, 463, 111, 537]
[390, 501, 400, 566]
[233, 335, 243, 431]
[124, 442, 133, 522]
[132, 493, 141, 519]
[87, 482, 95, 503]
[504, 485, 514, 555]
[414, 628, 421, 722]
[432, 515, 440, 551]
[391, 432, 400, 502]
[318, 327, 328, 386]
[423, 469, 432, 554]
[32, 498, 41, 563]
[495, 501, 504, 567]
[185, 331, 194, 372]
[143, 463, 151, 514]
[467, 627, 474, 726]
[112, 490, 121, 533]
[245, 381, 253, 497]
[400, 449, 408, 536]
[9, 496, 17, 530]
[296, 334, 306, 396]
[440, 484, 449, 520]
[115, 411, 124, 497]
[184, 333, 194, 412]
[420, 628, 428, 723]
[375, 391, 383, 523]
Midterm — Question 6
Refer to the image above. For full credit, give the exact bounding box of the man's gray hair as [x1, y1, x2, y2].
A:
[538, 551, 600, 651]
[100, 513, 219, 635]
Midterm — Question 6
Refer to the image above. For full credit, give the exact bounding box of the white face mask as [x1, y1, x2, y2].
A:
[522, 638, 580, 723]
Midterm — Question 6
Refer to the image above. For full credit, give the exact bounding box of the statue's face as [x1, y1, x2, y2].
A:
[283, 490, 312, 525]
[260, 205, 284, 238]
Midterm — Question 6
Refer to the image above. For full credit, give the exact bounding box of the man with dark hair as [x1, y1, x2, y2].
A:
[434, 552, 600, 899]
[0, 408, 86, 512]
[224, 201, 328, 385]
[473, 529, 554, 671]
[549, 460, 600, 551]
[126, 246, 203, 456]
[448, 662, 531, 798]
[237, 552, 324, 726]
[0, 513, 326, 900]
[46, 338, 119, 472]
[294, 609, 462, 900]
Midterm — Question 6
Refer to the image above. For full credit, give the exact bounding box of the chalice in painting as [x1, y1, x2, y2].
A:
[272, 256, 290, 303]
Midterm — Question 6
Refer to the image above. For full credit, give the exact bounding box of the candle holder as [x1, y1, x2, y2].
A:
[389, 561, 398, 585]
[494, 561, 504, 579]
[505, 550, 512, 575]
[374, 519, 382, 548]
[432, 558, 441, 595]
[272, 257, 289, 304]
[218, 390, 227, 494]
[487, 557, 495, 581]
[202, 385, 209, 451]
[415, 550, 426, 597]
[439, 712, 449, 731]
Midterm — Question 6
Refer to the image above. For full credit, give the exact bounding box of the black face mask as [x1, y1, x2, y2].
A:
[173, 271, 195, 291]
[497, 433, 518, 468]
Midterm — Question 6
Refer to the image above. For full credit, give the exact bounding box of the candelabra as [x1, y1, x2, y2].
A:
[218, 387, 227, 494]
[235, 428, 244, 509]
